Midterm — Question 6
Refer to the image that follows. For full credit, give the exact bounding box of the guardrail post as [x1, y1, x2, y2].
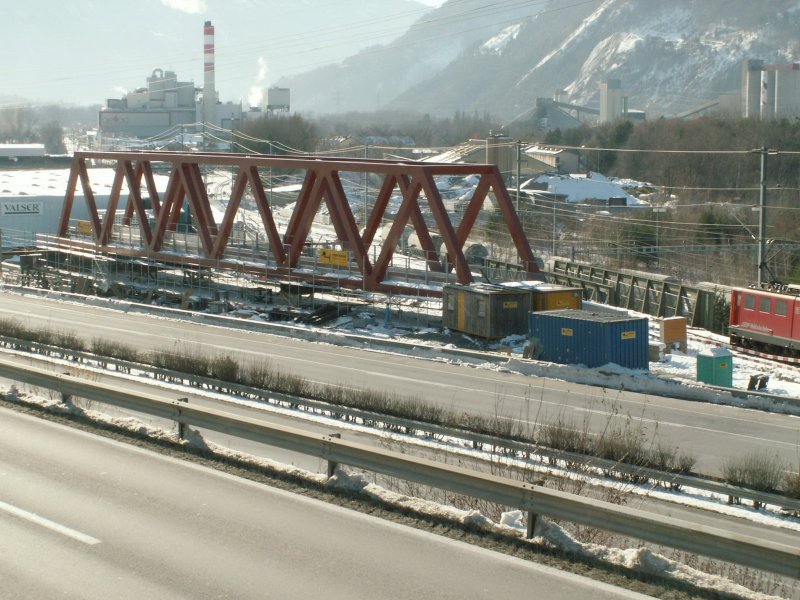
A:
[60, 371, 72, 404]
[176, 397, 188, 440]
[526, 512, 538, 539]
[326, 433, 341, 477]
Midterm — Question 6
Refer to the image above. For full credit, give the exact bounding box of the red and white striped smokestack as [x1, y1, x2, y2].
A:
[203, 20, 215, 126]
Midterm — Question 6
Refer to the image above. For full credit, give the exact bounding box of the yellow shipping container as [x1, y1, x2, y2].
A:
[531, 285, 583, 312]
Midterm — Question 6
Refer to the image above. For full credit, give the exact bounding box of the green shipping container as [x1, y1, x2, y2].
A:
[696, 346, 733, 387]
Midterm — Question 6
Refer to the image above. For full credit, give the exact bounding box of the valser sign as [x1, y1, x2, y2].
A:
[1, 201, 42, 216]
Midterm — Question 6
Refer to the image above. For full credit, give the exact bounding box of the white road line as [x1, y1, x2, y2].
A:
[0, 500, 101, 545]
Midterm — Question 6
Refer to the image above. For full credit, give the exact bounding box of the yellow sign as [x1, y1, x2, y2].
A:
[76, 220, 94, 235]
[320, 248, 350, 267]
[502, 301, 518, 309]
[561, 328, 573, 336]
[621, 331, 636, 340]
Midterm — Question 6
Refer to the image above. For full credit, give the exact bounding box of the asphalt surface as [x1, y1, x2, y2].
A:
[0, 406, 652, 600]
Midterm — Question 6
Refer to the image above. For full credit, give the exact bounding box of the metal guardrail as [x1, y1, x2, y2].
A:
[3, 335, 800, 514]
[0, 358, 798, 578]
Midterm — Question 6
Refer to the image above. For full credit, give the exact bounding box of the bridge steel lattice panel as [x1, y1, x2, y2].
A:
[57, 151, 541, 295]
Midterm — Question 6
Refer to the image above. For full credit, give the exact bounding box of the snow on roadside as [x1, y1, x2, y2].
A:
[500, 511, 784, 600]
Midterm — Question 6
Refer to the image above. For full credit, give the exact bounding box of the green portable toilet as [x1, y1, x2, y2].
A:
[696, 346, 733, 387]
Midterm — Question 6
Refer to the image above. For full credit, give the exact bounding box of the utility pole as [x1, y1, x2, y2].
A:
[754, 146, 777, 287]
[551, 183, 557, 256]
[515, 140, 522, 213]
[653, 206, 666, 269]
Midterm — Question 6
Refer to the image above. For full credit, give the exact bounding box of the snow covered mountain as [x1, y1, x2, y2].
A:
[282, 0, 800, 120]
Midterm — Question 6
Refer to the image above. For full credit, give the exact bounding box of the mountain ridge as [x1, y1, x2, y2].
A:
[281, 0, 800, 121]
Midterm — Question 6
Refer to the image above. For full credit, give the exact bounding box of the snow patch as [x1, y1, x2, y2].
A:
[479, 23, 521, 55]
[526, 172, 646, 206]
[518, 0, 615, 84]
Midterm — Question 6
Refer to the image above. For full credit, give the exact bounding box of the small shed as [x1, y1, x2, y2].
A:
[442, 283, 531, 339]
[529, 309, 649, 370]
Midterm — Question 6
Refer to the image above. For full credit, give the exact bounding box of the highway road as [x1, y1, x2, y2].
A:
[0, 406, 651, 599]
[1, 292, 799, 475]
[3, 348, 798, 552]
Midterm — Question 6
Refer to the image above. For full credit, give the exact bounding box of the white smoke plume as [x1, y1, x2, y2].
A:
[248, 56, 269, 108]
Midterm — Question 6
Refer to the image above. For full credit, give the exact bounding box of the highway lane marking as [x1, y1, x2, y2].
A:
[0, 499, 101, 545]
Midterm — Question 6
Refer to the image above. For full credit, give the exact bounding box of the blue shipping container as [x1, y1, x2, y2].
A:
[529, 309, 649, 370]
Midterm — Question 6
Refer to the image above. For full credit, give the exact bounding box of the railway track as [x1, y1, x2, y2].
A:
[688, 326, 800, 370]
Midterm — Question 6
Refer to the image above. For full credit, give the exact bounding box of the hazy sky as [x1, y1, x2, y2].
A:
[1, 0, 446, 107]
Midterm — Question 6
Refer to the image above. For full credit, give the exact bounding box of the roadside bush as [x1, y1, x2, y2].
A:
[0, 318, 28, 340]
[55, 331, 86, 352]
[646, 443, 678, 472]
[595, 423, 647, 466]
[722, 451, 786, 493]
[673, 450, 697, 475]
[32, 328, 56, 347]
[91, 339, 140, 363]
[540, 418, 593, 456]
[783, 467, 800, 499]
[241, 361, 275, 389]
[152, 348, 210, 379]
[210, 355, 240, 384]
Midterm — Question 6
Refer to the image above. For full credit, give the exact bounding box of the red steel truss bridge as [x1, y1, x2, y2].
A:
[57, 151, 542, 296]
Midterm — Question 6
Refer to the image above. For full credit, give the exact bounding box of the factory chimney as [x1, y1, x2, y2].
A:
[203, 20, 215, 127]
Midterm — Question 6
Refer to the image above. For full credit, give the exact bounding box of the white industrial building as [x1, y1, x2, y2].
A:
[0, 168, 169, 235]
[99, 21, 251, 141]
[266, 87, 290, 113]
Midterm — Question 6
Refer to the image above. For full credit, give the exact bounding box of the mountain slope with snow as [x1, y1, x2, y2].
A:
[286, 0, 800, 120]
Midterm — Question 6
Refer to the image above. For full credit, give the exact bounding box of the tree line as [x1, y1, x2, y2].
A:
[0, 104, 100, 154]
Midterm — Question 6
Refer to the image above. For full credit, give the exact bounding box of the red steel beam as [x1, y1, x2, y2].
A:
[244, 165, 286, 266]
[363, 174, 395, 247]
[211, 168, 246, 259]
[57, 151, 543, 293]
[122, 160, 153, 247]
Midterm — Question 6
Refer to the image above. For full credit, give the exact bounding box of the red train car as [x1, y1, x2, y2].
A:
[729, 286, 800, 357]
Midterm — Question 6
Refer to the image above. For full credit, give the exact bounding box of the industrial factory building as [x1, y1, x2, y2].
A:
[99, 21, 254, 140]
[100, 69, 200, 138]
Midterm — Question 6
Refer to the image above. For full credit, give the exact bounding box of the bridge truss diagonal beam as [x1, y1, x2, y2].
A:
[57, 151, 542, 295]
